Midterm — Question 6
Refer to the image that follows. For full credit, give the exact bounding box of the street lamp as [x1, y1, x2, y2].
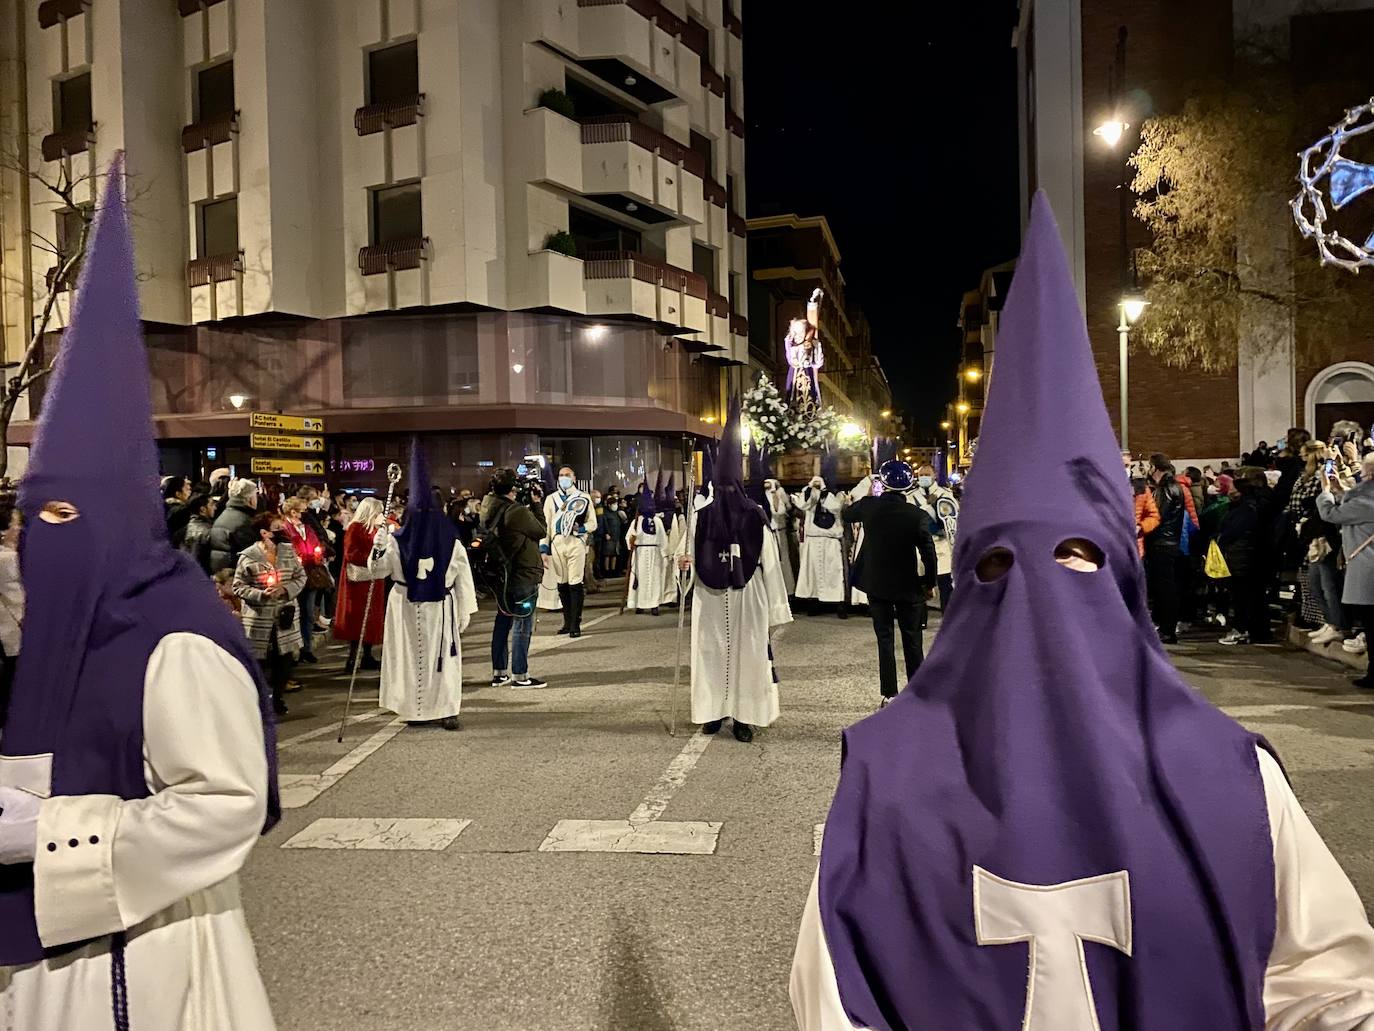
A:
[880, 409, 891, 418]
[956, 401, 970, 415]
[1117, 293, 1148, 451]
[940, 420, 952, 430]
[228, 393, 248, 410]
[964, 366, 983, 383]
[1093, 119, 1129, 147]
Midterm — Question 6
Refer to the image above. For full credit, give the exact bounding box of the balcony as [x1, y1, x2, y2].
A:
[701, 64, 726, 98]
[45, 264, 77, 293]
[728, 211, 747, 238]
[583, 250, 708, 332]
[576, 0, 696, 105]
[730, 313, 749, 337]
[578, 0, 685, 36]
[680, 18, 708, 59]
[181, 111, 238, 153]
[359, 237, 429, 277]
[176, 0, 227, 13]
[704, 176, 727, 209]
[354, 94, 425, 137]
[724, 8, 742, 38]
[579, 115, 705, 224]
[40, 125, 94, 163]
[726, 108, 745, 138]
[37, 0, 84, 28]
[187, 252, 241, 287]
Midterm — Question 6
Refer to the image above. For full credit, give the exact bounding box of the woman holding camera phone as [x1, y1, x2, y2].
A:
[233, 512, 307, 715]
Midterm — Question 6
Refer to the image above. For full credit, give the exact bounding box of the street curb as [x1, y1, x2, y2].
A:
[1285, 623, 1369, 673]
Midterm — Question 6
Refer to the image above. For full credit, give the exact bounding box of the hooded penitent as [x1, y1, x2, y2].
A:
[694, 396, 767, 591]
[660, 473, 677, 532]
[638, 480, 658, 535]
[699, 439, 717, 498]
[398, 436, 457, 605]
[0, 155, 280, 965]
[818, 194, 1276, 1030]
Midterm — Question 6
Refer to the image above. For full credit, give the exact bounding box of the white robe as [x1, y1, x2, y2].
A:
[661, 515, 687, 605]
[795, 489, 847, 603]
[790, 748, 1374, 1031]
[678, 500, 794, 727]
[624, 515, 667, 611]
[370, 534, 478, 722]
[0, 633, 275, 1031]
[543, 490, 597, 587]
[764, 488, 798, 596]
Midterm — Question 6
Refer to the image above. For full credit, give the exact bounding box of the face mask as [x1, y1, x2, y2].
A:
[558, 476, 573, 490]
[917, 476, 933, 489]
[309, 498, 324, 511]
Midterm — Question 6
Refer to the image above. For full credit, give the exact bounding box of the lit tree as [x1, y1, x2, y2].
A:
[1128, 55, 1374, 371]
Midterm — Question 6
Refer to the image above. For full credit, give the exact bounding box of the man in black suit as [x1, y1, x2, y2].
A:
[843, 460, 939, 704]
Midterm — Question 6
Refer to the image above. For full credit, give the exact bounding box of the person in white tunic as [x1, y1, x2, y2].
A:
[794, 476, 847, 607]
[660, 476, 686, 608]
[676, 401, 793, 743]
[542, 467, 597, 637]
[0, 157, 278, 1031]
[369, 440, 478, 730]
[624, 482, 666, 615]
[763, 478, 797, 596]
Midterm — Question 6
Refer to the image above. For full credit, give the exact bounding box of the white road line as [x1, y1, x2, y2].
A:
[529, 610, 618, 654]
[540, 730, 722, 855]
[278, 717, 407, 809]
[628, 731, 714, 827]
[277, 709, 384, 751]
[281, 817, 472, 851]
[814, 822, 825, 857]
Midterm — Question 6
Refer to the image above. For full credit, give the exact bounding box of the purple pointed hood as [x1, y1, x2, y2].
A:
[398, 436, 457, 604]
[818, 193, 1276, 1030]
[694, 396, 766, 590]
[699, 439, 717, 497]
[660, 473, 677, 532]
[637, 479, 657, 534]
[2, 155, 280, 964]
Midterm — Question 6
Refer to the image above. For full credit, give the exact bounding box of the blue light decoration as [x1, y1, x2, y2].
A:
[330, 458, 376, 473]
[1293, 96, 1374, 273]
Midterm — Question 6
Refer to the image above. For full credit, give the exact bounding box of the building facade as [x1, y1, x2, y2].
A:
[745, 213, 892, 431]
[946, 261, 1014, 469]
[1014, 0, 1374, 462]
[0, 0, 751, 492]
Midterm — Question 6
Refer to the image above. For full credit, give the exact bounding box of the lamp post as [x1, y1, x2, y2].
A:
[1116, 294, 1147, 451]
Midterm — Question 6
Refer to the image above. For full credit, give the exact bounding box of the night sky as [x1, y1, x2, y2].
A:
[743, 1, 1023, 439]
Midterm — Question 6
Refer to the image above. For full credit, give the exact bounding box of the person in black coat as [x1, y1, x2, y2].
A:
[1216, 471, 1276, 645]
[843, 461, 939, 703]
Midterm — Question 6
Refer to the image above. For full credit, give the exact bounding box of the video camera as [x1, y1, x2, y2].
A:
[513, 460, 546, 508]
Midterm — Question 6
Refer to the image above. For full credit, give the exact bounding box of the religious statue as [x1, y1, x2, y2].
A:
[784, 288, 825, 419]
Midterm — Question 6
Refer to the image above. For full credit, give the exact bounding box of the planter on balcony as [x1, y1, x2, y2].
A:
[359, 237, 429, 276]
[187, 252, 241, 287]
[181, 111, 238, 154]
[41, 126, 94, 163]
[354, 94, 426, 137]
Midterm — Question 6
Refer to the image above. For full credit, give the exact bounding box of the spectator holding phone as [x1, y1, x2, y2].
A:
[1318, 451, 1374, 683]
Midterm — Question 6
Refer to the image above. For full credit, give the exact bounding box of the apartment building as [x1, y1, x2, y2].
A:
[946, 261, 1013, 468]
[0, 0, 750, 490]
[744, 213, 893, 430]
[1015, 0, 1374, 461]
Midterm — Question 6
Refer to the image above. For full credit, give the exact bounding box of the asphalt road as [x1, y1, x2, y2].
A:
[241, 593, 1374, 1031]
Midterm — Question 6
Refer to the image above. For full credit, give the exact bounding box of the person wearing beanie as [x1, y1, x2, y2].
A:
[792, 194, 1374, 1030]
[210, 477, 260, 574]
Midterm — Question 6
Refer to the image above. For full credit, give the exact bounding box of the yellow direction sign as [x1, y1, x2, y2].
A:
[251, 432, 324, 453]
[249, 412, 326, 433]
[251, 458, 325, 476]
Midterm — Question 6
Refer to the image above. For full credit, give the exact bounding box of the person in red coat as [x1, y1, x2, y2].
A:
[333, 496, 386, 670]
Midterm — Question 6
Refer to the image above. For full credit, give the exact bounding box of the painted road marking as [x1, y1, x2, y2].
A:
[540, 730, 722, 855]
[814, 822, 825, 857]
[529, 610, 618, 655]
[282, 817, 472, 851]
[279, 718, 407, 809]
[277, 710, 385, 751]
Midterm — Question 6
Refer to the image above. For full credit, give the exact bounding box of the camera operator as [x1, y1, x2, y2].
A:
[481, 468, 549, 688]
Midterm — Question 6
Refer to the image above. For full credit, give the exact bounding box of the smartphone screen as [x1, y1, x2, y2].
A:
[1326, 459, 1337, 476]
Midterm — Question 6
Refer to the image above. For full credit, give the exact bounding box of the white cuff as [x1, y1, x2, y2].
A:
[34, 794, 124, 947]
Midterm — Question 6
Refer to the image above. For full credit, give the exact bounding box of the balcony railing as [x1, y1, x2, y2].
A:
[583, 250, 707, 299]
[187, 252, 242, 287]
[730, 313, 749, 337]
[726, 109, 745, 137]
[41, 125, 94, 163]
[354, 94, 426, 136]
[724, 8, 742, 38]
[38, 0, 85, 28]
[358, 237, 429, 276]
[579, 115, 706, 180]
[728, 211, 747, 237]
[681, 19, 709, 58]
[703, 177, 727, 208]
[45, 264, 77, 293]
[577, 0, 687, 36]
[177, 0, 227, 14]
[701, 65, 726, 97]
[706, 290, 729, 318]
[181, 111, 238, 153]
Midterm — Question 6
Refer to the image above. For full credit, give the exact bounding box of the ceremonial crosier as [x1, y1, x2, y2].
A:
[668, 435, 696, 737]
[337, 461, 403, 743]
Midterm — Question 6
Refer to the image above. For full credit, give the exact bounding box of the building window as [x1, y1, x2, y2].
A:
[198, 196, 238, 258]
[569, 206, 640, 255]
[54, 73, 92, 136]
[692, 243, 716, 282]
[367, 40, 419, 104]
[196, 61, 234, 122]
[371, 183, 423, 244]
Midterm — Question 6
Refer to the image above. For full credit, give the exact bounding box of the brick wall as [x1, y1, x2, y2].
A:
[1080, 0, 1239, 460]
